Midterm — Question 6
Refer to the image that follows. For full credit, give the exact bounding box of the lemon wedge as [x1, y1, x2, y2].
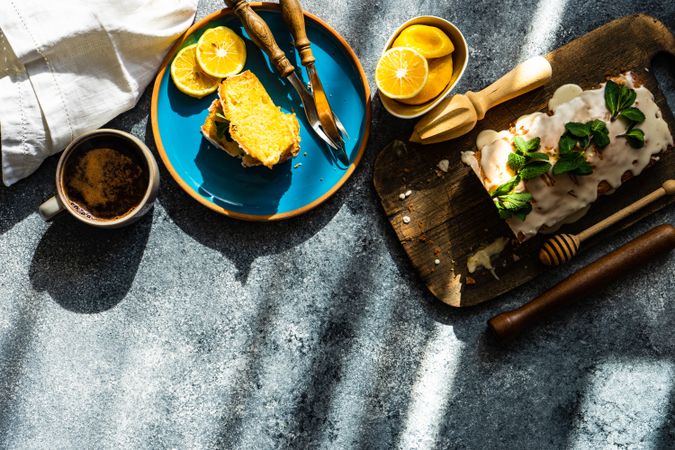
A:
[375, 47, 429, 100]
[398, 54, 453, 105]
[392, 24, 454, 59]
[196, 26, 247, 78]
[170, 44, 220, 98]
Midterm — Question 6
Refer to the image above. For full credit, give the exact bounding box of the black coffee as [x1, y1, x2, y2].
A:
[63, 134, 149, 221]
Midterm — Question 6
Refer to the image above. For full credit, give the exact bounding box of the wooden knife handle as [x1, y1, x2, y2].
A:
[224, 0, 295, 77]
[466, 56, 552, 120]
[488, 224, 675, 341]
[280, 0, 315, 66]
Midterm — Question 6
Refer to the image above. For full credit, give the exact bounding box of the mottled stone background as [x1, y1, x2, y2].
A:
[1, 0, 674, 449]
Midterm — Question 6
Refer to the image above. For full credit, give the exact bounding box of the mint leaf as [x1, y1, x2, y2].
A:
[552, 154, 579, 175]
[573, 159, 593, 175]
[520, 161, 551, 180]
[508, 152, 526, 172]
[565, 122, 591, 138]
[514, 136, 540, 154]
[494, 192, 533, 221]
[589, 119, 606, 133]
[553, 152, 592, 176]
[514, 203, 533, 221]
[526, 152, 549, 161]
[213, 112, 232, 141]
[490, 175, 520, 198]
[618, 128, 645, 148]
[618, 85, 637, 111]
[619, 107, 645, 124]
[593, 128, 610, 148]
[559, 133, 577, 154]
[589, 119, 610, 148]
[605, 80, 620, 119]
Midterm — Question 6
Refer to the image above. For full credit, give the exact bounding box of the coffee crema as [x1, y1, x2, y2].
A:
[63, 145, 148, 221]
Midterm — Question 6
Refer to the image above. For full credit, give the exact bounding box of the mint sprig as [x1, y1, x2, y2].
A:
[605, 80, 639, 121]
[508, 136, 552, 175]
[552, 119, 609, 176]
[489, 136, 551, 222]
[604, 80, 645, 148]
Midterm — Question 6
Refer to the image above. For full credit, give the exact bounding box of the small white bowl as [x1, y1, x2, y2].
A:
[378, 16, 469, 119]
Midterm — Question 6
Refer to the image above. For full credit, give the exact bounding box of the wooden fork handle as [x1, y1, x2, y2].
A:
[488, 224, 675, 341]
[224, 0, 295, 77]
[280, 0, 315, 66]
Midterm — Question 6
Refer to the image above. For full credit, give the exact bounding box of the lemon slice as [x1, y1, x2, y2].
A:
[375, 47, 429, 100]
[392, 24, 454, 59]
[196, 26, 247, 78]
[398, 54, 453, 105]
[170, 44, 220, 98]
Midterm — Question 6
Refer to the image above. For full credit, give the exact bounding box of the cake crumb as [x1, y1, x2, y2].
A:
[465, 276, 476, 285]
[434, 259, 440, 265]
[512, 254, 520, 262]
[405, 189, 412, 197]
[437, 159, 449, 172]
[399, 193, 406, 200]
[294, 163, 302, 169]
[402, 215, 411, 224]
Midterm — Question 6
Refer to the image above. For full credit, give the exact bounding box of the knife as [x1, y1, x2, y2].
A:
[279, 0, 349, 162]
[223, 0, 348, 163]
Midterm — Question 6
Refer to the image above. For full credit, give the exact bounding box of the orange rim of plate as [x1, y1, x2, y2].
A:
[151, 3, 372, 221]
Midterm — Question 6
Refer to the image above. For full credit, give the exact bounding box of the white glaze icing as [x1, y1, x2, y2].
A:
[467, 237, 508, 278]
[464, 73, 673, 241]
[548, 83, 583, 110]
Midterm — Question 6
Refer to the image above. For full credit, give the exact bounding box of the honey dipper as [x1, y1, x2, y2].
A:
[539, 180, 675, 266]
[490, 224, 675, 341]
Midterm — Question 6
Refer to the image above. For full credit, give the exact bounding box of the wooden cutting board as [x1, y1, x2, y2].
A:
[373, 15, 675, 308]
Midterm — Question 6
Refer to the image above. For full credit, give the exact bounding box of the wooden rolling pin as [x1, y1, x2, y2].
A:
[410, 56, 552, 144]
[540, 180, 675, 266]
[488, 224, 675, 341]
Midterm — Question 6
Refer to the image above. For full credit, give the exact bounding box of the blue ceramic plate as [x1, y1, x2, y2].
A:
[151, 5, 371, 220]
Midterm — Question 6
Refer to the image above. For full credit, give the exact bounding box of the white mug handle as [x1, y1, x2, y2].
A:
[38, 195, 65, 221]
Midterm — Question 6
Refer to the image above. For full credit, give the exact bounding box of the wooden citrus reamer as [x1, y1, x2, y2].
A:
[539, 180, 675, 266]
[410, 56, 552, 144]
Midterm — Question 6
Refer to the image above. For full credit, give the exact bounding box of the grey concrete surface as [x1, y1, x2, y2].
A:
[1, 0, 674, 449]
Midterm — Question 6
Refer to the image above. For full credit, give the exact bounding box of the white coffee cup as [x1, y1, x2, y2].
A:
[38, 129, 160, 228]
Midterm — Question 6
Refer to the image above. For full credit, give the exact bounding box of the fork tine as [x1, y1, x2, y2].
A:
[311, 122, 339, 150]
[315, 122, 349, 164]
[333, 113, 349, 140]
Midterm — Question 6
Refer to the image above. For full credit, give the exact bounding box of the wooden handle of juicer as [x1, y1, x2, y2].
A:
[466, 56, 552, 120]
[489, 224, 675, 341]
[224, 0, 295, 77]
[280, 0, 315, 66]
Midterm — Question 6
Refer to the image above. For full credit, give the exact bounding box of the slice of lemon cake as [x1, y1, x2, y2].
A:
[202, 70, 300, 169]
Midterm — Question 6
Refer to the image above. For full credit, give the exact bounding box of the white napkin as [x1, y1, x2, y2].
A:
[0, 0, 198, 186]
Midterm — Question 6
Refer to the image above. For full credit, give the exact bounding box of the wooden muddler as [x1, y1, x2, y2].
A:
[488, 224, 675, 341]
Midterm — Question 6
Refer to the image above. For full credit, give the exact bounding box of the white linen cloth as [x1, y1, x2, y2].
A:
[0, 0, 198, 186]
